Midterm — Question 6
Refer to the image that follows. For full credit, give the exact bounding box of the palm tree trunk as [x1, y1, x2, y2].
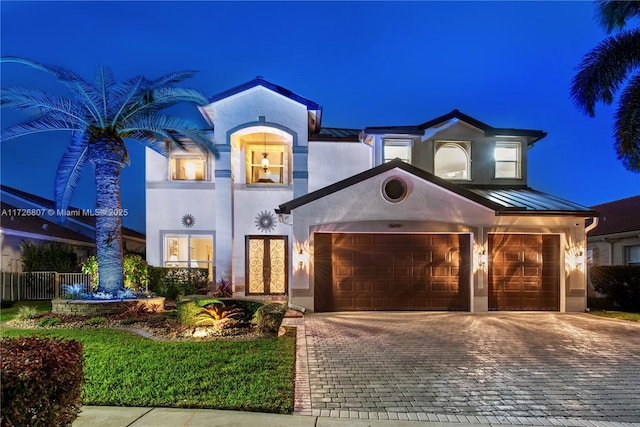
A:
[90, 136, 126, 295]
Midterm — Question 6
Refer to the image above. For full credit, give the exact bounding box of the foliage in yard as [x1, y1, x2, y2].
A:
[0, 328, 295, 413]
[14, 306, 38, 321]
[82, 254, 149, 293]
[0, 301, 51, 322]
[1, 336, 83, 427]
[194, 299, 242, 326]
[253, 303, 288, 334]
[20, 241, 80, 272]
[590, 265, 640, 311]
[148, 266, 208, 299]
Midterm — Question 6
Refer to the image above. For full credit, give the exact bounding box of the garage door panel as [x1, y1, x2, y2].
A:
[489, 234, 559, 311]
[314, 233, 470, 311]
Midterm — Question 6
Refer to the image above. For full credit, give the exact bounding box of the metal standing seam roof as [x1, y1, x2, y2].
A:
[310, 127, 361, 141]
[463, 186, 598, 215]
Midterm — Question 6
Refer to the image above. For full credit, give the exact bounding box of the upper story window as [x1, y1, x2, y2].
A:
[170, 155, 207, 181]
[494, 141, 521, 179]
[383, 139, 412, 163]
[434, 141, 470, 180]
[246, 143, 289, 184]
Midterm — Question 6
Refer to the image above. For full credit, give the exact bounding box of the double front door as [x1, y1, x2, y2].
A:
[246, 236, 288, 295]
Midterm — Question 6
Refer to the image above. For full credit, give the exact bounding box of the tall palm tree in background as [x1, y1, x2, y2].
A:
[1, 57, 218, 295]
[571, 0, 640, 172]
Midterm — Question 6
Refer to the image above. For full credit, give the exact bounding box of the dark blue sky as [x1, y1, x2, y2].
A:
[2, 1, 639, 233]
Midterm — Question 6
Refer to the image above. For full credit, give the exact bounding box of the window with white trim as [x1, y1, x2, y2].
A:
[169, 155, 207, 181]
[246, 144, 289, 184]
[383, 139, 412, 163]
[494, 141, 521, 179]
[165, 234, 214, 279]
[626, 245, 640, 266]
[434, 141, 471, 180]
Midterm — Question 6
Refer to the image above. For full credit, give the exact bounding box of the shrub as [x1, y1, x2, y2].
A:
[20, 241, 79, 272]
[590, 265, 640, 311]
[1, 336, 83, 427]
[62, 283, 85, 299]
[177, 300, 204, 327]
[148, 267, 208, 299]
[15, 306, 37, 321]
[38, 317, 62, 327]
[253, 303, 287, 335]
[82, 254, 149, 293]
[212, 278, 233, 297]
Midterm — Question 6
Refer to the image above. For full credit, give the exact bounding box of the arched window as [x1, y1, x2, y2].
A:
[434, 142, 470, 179]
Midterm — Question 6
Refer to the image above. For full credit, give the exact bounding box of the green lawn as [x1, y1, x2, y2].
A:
[588, 310, 640, 322]
[1, 323, 296, 413]
[0, 300, 51, 322]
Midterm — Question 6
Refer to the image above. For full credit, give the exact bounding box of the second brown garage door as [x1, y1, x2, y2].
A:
[314, 233, 470, 312]
[488, 234, 560, 311]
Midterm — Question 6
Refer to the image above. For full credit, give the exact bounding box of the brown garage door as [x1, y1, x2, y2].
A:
[314, 233, 470, 312]
[488, 234, 560, 311]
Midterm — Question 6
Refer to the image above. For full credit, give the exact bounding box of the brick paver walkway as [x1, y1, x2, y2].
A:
[289, 312, 640, 425]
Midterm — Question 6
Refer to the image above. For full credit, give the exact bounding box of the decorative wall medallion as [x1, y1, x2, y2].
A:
[254, 210, 277, 233]
[181, 214, 195, 228]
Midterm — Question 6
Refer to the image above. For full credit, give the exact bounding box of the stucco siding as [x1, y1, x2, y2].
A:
[308, 141, 371, 192]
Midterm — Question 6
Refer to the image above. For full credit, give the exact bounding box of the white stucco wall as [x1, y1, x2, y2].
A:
[308, 141, 371, 192]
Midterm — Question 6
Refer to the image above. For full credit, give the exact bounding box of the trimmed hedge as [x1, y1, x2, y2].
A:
[1, 336, 83, 427]
[590, 265, 640, 311]
[148, 267, 209, 299]
[253, 303, 288, 334]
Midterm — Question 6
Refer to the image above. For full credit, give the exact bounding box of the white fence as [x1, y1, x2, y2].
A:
[0, 272, 93, 301]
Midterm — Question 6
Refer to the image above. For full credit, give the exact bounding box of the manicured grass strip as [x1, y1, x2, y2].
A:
[0, 327, 296, 414]
[0, 300, 51, 322]
[589, 310, 640, 322]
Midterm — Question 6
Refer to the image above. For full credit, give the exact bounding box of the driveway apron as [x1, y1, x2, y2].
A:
[299, 312, 640, 424]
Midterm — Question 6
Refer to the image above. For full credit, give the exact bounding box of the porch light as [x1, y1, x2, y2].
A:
[293, 241, 309, 271]
[261, 133, 270, 172]
[478, 250, 488, 267]
[261, 153, 270, 172]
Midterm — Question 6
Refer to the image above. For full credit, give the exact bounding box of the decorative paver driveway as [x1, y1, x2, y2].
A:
[295, 313, 640, 425]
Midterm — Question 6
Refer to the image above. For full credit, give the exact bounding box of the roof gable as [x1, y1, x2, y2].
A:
[365, 110, 547, 147]
[277, 159, 596, 216]
[208, 76, 321, 111]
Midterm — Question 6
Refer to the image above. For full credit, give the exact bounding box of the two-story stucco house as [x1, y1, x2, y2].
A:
[146, 77, 597, 312]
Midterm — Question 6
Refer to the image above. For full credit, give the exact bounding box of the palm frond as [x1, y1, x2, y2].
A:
[143, 70, 199, 88]
[613, 72, 640, 172]
[109, 76, 144, 127]
[122, 87, 209, 120]
[119, 113, 218, 157]
[1, 116, 81, 141]
[597, 0, 640, 33]
[55, 132, 90, 213]
[570, 29, 640, 116]
[94, 66, 116, 118]
[0, 87, 90, 126]
[1, 56, 104, 125]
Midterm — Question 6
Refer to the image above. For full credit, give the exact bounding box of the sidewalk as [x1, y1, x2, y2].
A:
[72, 406, 533, 427]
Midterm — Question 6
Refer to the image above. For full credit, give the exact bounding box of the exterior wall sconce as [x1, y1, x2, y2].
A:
[478, 251, 488, 268]
[293, 241, 309, 271]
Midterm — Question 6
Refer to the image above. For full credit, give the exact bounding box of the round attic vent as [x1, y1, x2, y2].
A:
[382, 177, 408, 203]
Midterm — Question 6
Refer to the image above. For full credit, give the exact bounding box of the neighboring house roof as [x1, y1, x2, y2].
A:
[208, 76, 321, 110]
[0, 185, 145, 240]
[365, 109, 548, 147]
[0, 201, 95, 245]
[310, 127, 361, 142]
[277, 159, 597, 216]
[588, 195, 640, 237]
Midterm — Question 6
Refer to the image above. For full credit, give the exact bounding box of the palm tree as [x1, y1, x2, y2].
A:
[1, 57, 218, 295]
[570, 1, 640, 172]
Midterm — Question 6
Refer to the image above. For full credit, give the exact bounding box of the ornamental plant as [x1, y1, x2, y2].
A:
[82, 254, 149, 293]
